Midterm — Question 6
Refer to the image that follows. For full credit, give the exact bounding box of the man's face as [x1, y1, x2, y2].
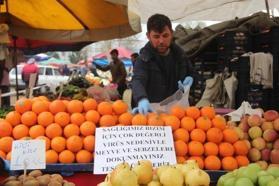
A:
[111, 52, 118, 60]
[147, 26, 173, 55]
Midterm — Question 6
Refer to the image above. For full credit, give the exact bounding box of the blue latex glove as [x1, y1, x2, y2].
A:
[178, 76, 193, 91]
[132, 98, 153, 115]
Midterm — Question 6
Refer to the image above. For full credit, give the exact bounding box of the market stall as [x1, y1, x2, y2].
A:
[1, 1, 279, 186]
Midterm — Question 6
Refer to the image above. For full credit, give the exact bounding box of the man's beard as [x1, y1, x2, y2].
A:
[156, 45, 169, 55]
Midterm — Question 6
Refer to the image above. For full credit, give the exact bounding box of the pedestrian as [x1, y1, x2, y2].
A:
[21, 58, 39, 87]
[0, 59, 10, 107]
[95, 49, 127, 98]
[131, 52, 139, 67]
[132, 14, 195, 114]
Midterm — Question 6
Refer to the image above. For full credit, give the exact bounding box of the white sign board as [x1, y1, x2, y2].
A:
[10, 140, 46, 170]
[94, 126, 176, 174]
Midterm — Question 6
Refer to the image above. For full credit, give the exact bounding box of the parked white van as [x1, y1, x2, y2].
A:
[9, 64, 69, 91]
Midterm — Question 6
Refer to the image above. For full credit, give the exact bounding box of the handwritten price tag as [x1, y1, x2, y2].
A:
[10, 140, 46, 170]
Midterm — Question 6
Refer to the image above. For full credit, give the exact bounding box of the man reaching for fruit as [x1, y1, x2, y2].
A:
[132, 14, 194, 115]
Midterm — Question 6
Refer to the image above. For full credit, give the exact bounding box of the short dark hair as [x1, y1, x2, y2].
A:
[147, 14, 172, 33]
[110, 49, 119, 56]
[131, 53, 139, 58]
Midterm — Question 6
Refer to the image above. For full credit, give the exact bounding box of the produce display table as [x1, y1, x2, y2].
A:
[1, 172, 221, 186]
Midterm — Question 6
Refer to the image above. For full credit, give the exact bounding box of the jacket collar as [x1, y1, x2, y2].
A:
[140, 41, 185, 62]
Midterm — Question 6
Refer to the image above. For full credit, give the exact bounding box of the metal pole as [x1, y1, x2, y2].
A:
[12, 36, 19, 99]
[265, 0, 270, 17]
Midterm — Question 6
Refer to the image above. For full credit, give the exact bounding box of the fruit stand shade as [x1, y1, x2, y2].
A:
[8, 36, 92, 55]
[0, 0, 141, 42]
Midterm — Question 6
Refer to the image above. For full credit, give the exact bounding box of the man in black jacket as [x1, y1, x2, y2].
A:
[132, 14, 194, 114]
[95, 49, 127, 98]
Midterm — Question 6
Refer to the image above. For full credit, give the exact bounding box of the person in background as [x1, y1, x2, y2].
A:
[0, 59, 10, 107]
[95, 49, 127, 98]
[21, 58, 39, 88]
[88, 62, 99, 77]
[79, 62, 89, 76]
[62, 64, 70, 76]
[131, 52, 139, 66]
[128, 52, 139, 77]
[132, 14, 195, 114]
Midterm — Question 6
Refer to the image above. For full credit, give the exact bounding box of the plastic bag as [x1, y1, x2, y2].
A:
[151, 85, 190, 113]
[87, 85, 110, 102]
[104, 83, 120, 101]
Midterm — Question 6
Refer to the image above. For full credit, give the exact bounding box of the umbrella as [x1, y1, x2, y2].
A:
[0, 0, 141, 42]
[94, 58, 132, 67]
[93, 47, 133, 59]
[92, 47, 133, 67]
[38, 57, 71, 66]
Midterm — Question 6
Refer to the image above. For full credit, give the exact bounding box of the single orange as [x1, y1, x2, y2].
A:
[204, 155, 221, 170]
[37, 111, 54, 127]
[83, 98, 97, 112]
[83, 135, 95, 152]
[46, 149, 59, 163]
[170, 105, 185, 119]
[76, 150, 93, 163]
[173, 128, 189, 142]
[185, 106, 201, 120]
[112, 100, 128, 115]
[180, 116, 196, 132]
[190, 128, 206, 143]
[5, 111, 21, 126]
[29, 125, 45, 138]
[45, 123, 63, 139]
[63, 124, 80, 138]
[222, 156, 238, 171]
[204, 142, 219, 156]
[164, 115, 180, 131]
[85, 110, 100, 124]
[0, 120, 13, 137]
[51, 136, 66, 153]
[70, 113, 85, 126]
[118, 112, 133, 125]
[99, 115, 117, 127]
[174, 140, 188, 156]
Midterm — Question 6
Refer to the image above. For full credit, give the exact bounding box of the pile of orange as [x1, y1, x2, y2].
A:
[0, 97, 130, 164]
[168, 105, 250, 171]
[0, 97, 250, 171]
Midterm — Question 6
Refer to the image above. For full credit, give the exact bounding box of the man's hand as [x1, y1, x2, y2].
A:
[178, 76, 193, 92]
[132, 98, 153, 115]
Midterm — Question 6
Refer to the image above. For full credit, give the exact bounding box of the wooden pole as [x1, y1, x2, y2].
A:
[265, 0, 270, 17]
[12, 36, 19, 99]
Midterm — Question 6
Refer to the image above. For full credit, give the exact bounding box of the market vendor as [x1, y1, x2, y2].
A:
[132, 14, 194, 114]
[95, 49, 127, 98]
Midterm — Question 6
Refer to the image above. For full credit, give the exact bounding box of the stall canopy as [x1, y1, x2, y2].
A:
[129, 0, 278, 22]
[9, 36, 92, 55]
[0, 0, 141, 42]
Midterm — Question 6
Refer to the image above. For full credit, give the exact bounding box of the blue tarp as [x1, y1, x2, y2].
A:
[93, 58, 132, 67]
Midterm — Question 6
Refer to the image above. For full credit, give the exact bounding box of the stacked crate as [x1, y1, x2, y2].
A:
[190, 39, 218, 104]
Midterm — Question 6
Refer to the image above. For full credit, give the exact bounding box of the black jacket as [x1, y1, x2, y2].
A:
[132, 42, 194, 105]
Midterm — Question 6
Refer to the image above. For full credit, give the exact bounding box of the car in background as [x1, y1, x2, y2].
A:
[9, 64, 69, 91]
